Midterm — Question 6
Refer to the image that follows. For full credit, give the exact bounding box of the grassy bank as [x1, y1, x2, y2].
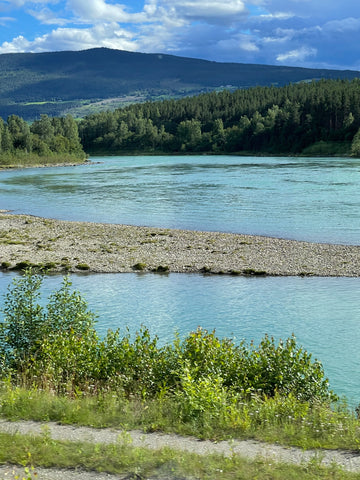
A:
[0, 385, 358, 451]
[0, 152, 87, 168]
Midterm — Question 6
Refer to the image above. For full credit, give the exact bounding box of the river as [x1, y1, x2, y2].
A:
[0, 155, 359, 403]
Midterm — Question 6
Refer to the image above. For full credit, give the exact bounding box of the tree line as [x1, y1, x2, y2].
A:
[0, 113, 85, 162]
[2, 78, 360, 161]
[78, 78, 360, 156]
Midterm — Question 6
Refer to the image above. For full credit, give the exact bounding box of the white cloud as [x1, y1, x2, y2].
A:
[0, 16, 15, 25]
[66, 0, 145, 23]
[276, 46, 317, 63]
[218, 34, 259, 53]
[258, 12, 294, 21]
[0, 34, 31, 52]
[0, 22, 137, 53]
[27, 7, 69, 25]
[323, 17, 360, 33]
[155, 0, 248, 24]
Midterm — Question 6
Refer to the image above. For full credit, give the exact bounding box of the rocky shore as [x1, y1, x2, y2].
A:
[0, 211, 359, 276]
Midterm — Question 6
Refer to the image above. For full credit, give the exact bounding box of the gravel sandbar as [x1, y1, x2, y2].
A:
[0, 211, 359, 276]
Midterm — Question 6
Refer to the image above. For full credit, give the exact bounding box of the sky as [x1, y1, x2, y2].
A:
[0, 0, 359, 70]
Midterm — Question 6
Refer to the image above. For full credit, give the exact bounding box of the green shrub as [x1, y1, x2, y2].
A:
[175, 364, 230, 422]
[132, 262, 147, 271]
[0, 272, 335, 405]
[173, 328, 335, 403]
[75, 263, 90, 270]
[0, 270, 44, 367]
[241, 335, 335, 402]
[0, 269, 97, 376]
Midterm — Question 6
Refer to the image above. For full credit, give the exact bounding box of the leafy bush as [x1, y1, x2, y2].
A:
[0, 271, 335, 404]
[0, 271, 44, 367]
[176, 328, 334, 402]
[0, 269, 96, 375]
[241, 335, 335, 402]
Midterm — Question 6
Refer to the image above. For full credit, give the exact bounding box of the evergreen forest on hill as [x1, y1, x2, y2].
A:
[79, 79, 360, 156]
[2, 78, 360, 161]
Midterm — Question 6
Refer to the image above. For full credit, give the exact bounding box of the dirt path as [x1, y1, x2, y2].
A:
[1, 420, 360, 479]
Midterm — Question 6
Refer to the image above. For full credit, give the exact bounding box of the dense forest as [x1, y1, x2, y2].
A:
[2, 78, 360, 161]
[78, 79, 360, 156]
[0, 114, 86, 162]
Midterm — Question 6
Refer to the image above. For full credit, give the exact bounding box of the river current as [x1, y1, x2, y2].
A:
[0, 156, 359, 402]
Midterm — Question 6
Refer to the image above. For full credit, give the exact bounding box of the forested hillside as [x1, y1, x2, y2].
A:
[78, 79, 360, 156]
[1, 47, 360, 121]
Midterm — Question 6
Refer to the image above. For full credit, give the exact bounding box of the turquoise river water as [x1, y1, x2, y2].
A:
[0, 155, 359, 402]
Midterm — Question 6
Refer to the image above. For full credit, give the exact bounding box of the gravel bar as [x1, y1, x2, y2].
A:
[0, 211, 359, 276]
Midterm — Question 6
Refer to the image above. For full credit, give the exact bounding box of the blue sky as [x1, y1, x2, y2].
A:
[0, 0, 359, 70]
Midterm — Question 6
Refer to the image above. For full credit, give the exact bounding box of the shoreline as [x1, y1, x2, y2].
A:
[0, 211, 359, 276]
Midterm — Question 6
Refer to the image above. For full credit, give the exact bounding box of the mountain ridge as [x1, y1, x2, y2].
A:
[1, 47, 359, 120]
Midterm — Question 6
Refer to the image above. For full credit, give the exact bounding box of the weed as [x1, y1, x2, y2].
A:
[242, 268, 267, 276]
[75, 263, 90, 270]
[152, 265, 169, 273]
[133, 262, 147, 271]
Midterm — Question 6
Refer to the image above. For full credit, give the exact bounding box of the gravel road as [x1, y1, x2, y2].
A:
[1, 420, 360, 479]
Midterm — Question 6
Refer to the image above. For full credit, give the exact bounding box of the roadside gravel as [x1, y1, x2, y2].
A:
[0, 212, 359, 276]
[1, 420, 360, 479]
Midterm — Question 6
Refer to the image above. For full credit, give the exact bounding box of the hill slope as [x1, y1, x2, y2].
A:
[1, 47, 359, 120]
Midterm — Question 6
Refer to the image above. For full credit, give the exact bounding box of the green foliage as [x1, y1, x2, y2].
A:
[132, 262, 147, 271]
[2, 77, 360, 159]
[45, 276, 96, 337]
[79, 78, 360, 156]
[175, 365, 231, 423]
[0, 113, 86, 165]
[243, 335, 334, 402]
[175, 329, 334, 403]
[0, 270, 96, 374]
[75, 263, 90, 270]
[0, 273, 335, 407]
[350, 127, 360, 156]
[1, 47, 360, 122]
[0, 272, 44, 366]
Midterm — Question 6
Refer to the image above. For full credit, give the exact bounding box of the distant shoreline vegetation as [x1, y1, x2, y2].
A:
[2, 79, 360, 165]
[0, 114, 86, 166]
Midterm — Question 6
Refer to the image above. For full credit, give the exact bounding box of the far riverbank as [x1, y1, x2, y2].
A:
[0, 212, 359, 276]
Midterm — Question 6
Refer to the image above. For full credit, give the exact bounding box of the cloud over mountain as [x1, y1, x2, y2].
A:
[0, 0, 359, 70]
